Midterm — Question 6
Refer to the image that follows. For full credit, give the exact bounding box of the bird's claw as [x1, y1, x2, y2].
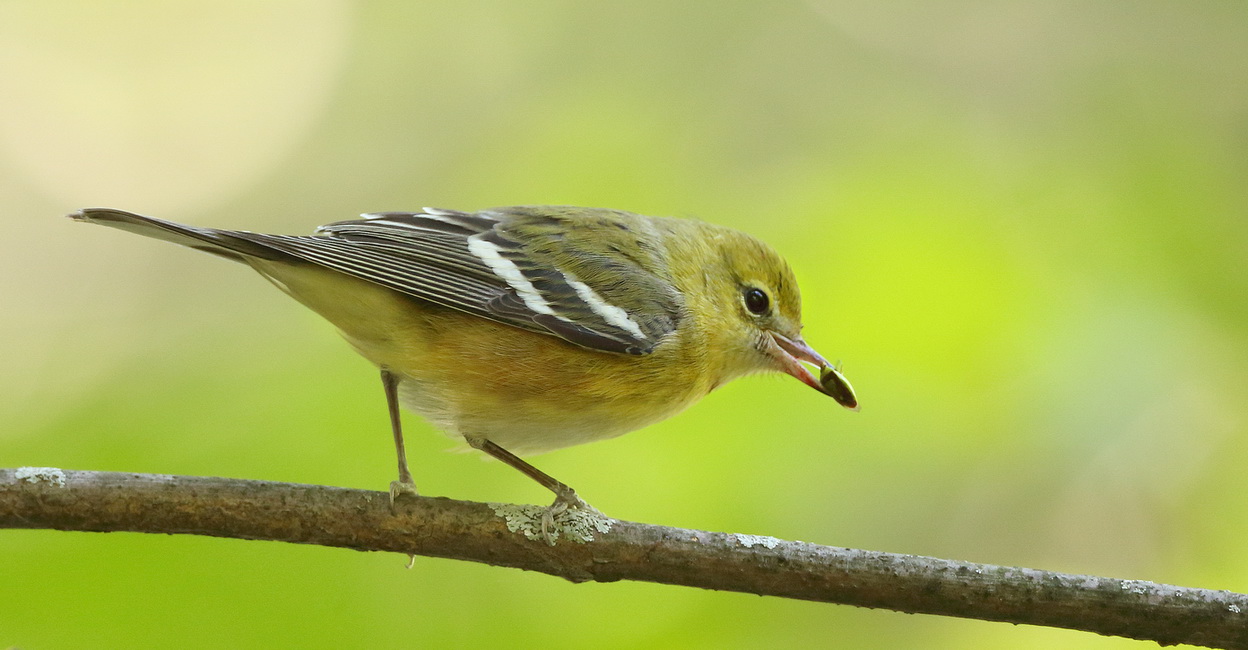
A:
[540, 489, 599, 545]
[389, 479, 419, 512]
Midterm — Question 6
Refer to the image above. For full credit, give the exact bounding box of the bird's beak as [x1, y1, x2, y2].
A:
[767, 332, 859, 411]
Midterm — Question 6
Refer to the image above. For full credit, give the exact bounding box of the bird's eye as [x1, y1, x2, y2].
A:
[743, 288, 770, 315]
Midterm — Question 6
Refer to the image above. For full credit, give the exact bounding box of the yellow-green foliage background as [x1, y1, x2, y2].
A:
[3, 2, 1246, 648]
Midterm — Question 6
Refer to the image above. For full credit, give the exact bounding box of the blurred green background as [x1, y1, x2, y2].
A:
[2, 1, 1246, 647]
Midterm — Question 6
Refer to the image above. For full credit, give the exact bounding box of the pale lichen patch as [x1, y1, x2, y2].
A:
[734, 534, 781, 549]
[15, 466, 66, 488]
[488, 503, 613, 543]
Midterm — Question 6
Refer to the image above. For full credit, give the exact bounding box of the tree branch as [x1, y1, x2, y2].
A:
[3, 468, 1244, 647]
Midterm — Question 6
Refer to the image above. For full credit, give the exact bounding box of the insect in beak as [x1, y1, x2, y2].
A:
[767, 332, 859, 411]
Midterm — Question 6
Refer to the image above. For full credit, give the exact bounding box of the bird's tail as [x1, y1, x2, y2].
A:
[68, 208, 285, 262]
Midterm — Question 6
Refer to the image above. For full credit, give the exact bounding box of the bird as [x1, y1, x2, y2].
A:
[69, 205, 858, 539]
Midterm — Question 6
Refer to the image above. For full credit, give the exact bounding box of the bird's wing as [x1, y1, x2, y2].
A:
[228, 207, 683, 355]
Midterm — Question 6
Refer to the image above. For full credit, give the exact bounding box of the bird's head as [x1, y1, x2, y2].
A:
[709, 229, 858, 411]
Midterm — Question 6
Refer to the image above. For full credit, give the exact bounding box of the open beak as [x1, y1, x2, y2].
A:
[767, 332, 859, 411]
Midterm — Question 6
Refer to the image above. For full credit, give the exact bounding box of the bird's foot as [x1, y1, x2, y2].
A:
[389, 479, 419, 512]
[541, 487, 600, 545]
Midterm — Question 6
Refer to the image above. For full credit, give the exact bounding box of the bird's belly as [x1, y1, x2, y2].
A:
[396, 372, 701, 455]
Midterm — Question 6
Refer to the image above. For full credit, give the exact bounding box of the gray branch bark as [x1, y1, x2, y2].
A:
[2, 468, 1245, 648]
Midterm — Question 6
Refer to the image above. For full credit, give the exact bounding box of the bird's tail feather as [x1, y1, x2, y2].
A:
[68, 208, 286, 262]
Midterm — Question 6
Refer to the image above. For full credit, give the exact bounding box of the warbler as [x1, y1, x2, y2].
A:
[70, 206, 857, 536]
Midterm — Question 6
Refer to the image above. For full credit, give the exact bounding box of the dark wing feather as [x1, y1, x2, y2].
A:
[227, 207, 683, 355]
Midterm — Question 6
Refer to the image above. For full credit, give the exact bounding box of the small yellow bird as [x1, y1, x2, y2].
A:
[70, 206, 857, 535]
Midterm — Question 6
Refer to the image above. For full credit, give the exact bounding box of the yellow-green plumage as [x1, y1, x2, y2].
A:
[247, 212, 804, 454]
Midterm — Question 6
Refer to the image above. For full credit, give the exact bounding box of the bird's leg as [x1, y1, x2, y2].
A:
[466, 437, 599, 543]
[381, 369, 418, 508]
